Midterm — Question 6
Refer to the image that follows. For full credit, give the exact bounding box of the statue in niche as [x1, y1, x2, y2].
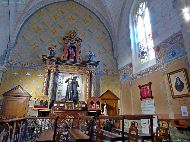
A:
[62, 30, 82, 63]
[65, 76, 79, 104]
[88, 51, 96, 62]
[102, 103, 108, 116]
[48, 44, 56, 57]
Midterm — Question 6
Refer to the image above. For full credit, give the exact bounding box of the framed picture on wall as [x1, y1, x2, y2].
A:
[138, 82, 153, 100]
[167, 68, 190, 98]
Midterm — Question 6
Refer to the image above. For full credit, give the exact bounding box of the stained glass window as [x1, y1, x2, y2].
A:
[134, 1, 155, 63]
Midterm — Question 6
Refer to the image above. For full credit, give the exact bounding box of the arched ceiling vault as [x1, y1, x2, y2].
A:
[14, 0, 115, 49]
[13, 0, 127, 61]
[8, 1, 119, 75]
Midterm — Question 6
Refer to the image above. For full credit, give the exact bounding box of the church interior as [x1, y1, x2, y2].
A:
[0, 0, 190, 141]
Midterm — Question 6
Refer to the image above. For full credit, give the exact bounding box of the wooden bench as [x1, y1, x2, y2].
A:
[98, 129, 123, 142]
[36, 116, 59, 142]
[68, 128, 90, 142]
[36, 129, 54, 142]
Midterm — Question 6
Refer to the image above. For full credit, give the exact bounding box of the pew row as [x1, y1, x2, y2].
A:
[68, 128, 90, 142]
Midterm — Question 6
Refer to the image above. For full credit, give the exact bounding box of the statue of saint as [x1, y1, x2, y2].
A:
[88, 51, 96, 62]
[103, 103, 108, 116]
[62, 30, 82, 63]
[65, 76, 79, 104]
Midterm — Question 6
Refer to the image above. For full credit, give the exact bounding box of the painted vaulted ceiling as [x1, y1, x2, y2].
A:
[8, 0, 124, 75]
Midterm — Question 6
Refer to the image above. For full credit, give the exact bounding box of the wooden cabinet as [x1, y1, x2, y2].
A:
[2, 85, 31, 118]
[87, 97, 102, 116]
[99, 90, 119, 116]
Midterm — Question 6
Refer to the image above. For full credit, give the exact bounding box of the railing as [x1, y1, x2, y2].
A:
[25, 117, 54, 142]
[0, 116, 93, 142]
[0, 117, 27, 142]
[1, 115, 188, 142]
[0, 117, 54, 142]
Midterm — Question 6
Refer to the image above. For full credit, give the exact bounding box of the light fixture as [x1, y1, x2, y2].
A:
[182, 0, 190, 21]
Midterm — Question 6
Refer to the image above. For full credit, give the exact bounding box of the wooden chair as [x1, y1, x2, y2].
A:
[154, 120, 170, 142]
[128, 121, 139, 142]
[128, 126, 138, 142]
[154, 127, 170, 142]
[96, 128, 104, 142]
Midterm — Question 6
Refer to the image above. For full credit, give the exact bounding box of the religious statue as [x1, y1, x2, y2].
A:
[48, 44, 56, 57]
[88, 51, 96, 62]
[102, 103, 108, 116]
[62, 30, 82, 63]
[65, 76, 79, 104]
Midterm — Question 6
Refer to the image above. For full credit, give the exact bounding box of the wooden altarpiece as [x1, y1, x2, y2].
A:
[41, 31, 99, 115]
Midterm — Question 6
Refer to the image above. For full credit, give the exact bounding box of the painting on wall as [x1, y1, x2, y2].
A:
[167, 68, 190, 98]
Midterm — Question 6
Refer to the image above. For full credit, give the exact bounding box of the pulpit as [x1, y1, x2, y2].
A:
[2, 85, 31, 118]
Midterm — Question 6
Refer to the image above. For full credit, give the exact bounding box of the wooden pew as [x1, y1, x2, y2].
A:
[68, 128, 90, 142]
[77, 115, 95, 140]
[36, 129, 54, 142]
[96, 115, 125, 142]
[99, 129, 123, 141]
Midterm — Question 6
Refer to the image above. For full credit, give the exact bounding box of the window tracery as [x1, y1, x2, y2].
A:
[134, 1, 155, 63]
[130, 0, 156, 73]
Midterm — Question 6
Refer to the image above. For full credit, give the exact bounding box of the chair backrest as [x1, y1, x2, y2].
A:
[128, 126, 138, 142]
[154, 127, 170, 141]
[96, 128, 103, 142]
[55, 132, 61, 142]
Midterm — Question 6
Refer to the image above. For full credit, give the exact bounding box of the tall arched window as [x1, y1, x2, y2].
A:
[130, 0, 156, 73]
